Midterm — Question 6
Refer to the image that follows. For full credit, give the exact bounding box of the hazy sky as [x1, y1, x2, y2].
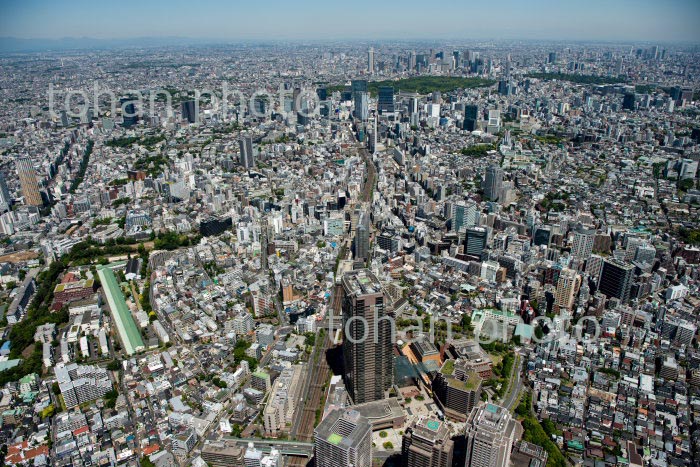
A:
[1, 0, 699, 43]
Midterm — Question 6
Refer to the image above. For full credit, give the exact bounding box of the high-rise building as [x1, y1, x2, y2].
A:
[409, 51, 417, 71]
[341, 269, 393, 404]
[120, 97, 138, 127]
[351, 80, 369, 121]
[464, 404, 519, 467]
[0, 172, 12, 212]
[402, 417, 454, 467]
[314, 409, 372, 467]
[367, 47, 375, 74]
[463, 105, 478, 131]
[599, 259, 635, 304]
[181, 100, 196, 123]
[432, 361, 481, 421]
[548, 52, 557, 64]
[483, 165, 503, 201]
[464, 227, 488, 259]
[571, 230, 595, 260]
[554, 268, 581, 312]
[378, 86, 395, 114]
[623, 93, 636, 111]
[16, 158, 43, 206]
[450, 200, 478, 233]
[354, 211, 370, 261]
[239, 136, 255, 169]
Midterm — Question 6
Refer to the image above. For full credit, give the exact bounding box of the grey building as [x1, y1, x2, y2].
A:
[402, 417, 454, 467]
[314, 409, 372, 467]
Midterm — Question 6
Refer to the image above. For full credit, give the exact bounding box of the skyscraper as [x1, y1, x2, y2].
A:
[483, 165, 503, 202]
[554, 268, 582, 312]
[377, 86, 395, 114]
[571, 230, 595, 260]
[341, 269, 393, 404]
[367, 47, 375, 74]
[351, 80, 369, 121]
[314, 409, 372, 467]
[16, 158, 43, 206]
[239, 136, 255, 169]
[354, 211, 370, 261]
[402, 417, 454, 467]
[181, 100, 196, 123]
[599, 259, 635, 304]
[623, 93, 636, 111]
[548, 52, 557, 64]
[463, 105, 478, 132]
[464, 227, 488, 259]
[0, 172, 12, 212]
[464, 404, 519, 467]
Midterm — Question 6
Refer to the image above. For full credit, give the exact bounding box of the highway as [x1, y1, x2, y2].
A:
[503, 351, 525, 411]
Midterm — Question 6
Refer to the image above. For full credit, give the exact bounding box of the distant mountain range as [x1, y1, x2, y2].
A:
[0, 36, 220, 53]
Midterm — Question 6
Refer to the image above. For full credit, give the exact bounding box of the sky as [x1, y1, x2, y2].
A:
[1, 0, 699, 43]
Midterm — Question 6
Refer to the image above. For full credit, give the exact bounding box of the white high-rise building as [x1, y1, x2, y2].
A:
[464, 404, 519, 467]
[571, 230, 595, 260]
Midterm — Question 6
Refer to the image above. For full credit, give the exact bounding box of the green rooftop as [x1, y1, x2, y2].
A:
[98, 267, 144, 355]
[441, 360, 455, 376]
[445, 371, 481, 392]
[327, 433, 343, 445]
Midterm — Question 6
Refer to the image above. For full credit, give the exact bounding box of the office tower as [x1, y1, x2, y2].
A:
[16, 158, 43, 206]
[409, 51, 417, 71]
[464, 404, 519, 467]
[368, 47, 375, 74]
[554, 268, 581, 312]
[402, 417, 454, 467]
[464, 227, 488, 259]
[634, 243, 656, 265]
[316, 87, 328, 101]
[483, 165, 503, 201]
[433, 361, 481, 421]
[599, 259, 635, 304]
[181, 100, 196, 123]
[534, 227, 551, 246]
[548, 52, 557, 64]
[314, 409, 372, 467]
[341, 269, 393, 404]
[571, 230, 595, 260]
[120, 97, 138, 127]
[623, 93, 636, 110]
[351, 79, 368, 120]
[354, 211, 370, 261]
[378, 86, 395, 114]
[355, 92, 369, 121]
[0, 172, 12, 212]
[463, 104, 478, 131]
[239, 136, 255, 169]
[450, 200, 478, 233]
